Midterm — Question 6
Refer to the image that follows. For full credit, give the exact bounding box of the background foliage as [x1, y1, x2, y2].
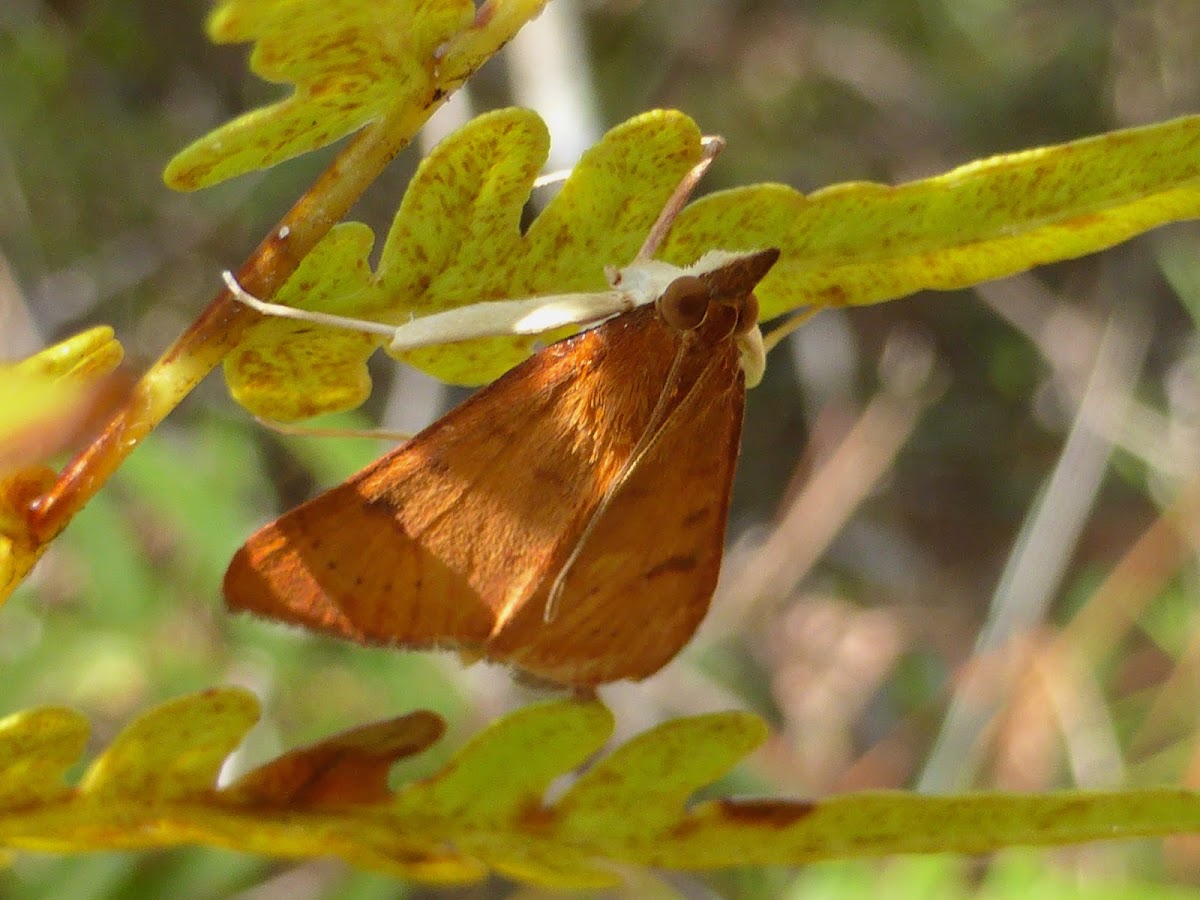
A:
[3, 0, 1200, 896]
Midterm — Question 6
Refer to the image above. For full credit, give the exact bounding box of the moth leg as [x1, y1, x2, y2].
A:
[222, 271, 398, 338]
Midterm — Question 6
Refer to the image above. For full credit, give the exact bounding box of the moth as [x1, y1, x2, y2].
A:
[222, 137, 785, 686]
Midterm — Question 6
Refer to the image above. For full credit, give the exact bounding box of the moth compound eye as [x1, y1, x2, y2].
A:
[657, 275, 709, 332]
[733, 292, 760, 336]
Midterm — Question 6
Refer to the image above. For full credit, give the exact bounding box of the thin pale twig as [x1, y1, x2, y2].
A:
[918, 309, 1150, 792]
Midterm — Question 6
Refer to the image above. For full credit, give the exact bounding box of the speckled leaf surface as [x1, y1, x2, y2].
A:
[164, 0, 548, 189]
[4, 690, 1200, 886]
[225, 112, 1200, 419]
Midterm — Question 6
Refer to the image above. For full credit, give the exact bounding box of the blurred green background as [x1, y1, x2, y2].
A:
[3, 0, 1200, 896]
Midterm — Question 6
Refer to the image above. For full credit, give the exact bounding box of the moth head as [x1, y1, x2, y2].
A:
[686, 248, 778, 388]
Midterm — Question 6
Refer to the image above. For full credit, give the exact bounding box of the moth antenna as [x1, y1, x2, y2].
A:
[633, 135, 726, 263]
[761, 307, 821, 354]
[543, 335, 724, 623]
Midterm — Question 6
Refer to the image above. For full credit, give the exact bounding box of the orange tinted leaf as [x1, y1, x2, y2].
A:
[0, 466, 56, 602]
[226, 711, 444, 805]
[0, 327, 126, 601]
[0, 326, 125, 473]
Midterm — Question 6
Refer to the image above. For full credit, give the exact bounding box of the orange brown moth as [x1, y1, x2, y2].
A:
[222, 135, 787, 686]
[223, 246, 779, 686]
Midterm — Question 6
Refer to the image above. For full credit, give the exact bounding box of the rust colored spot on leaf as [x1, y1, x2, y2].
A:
[517, 800, 559, 834]
[716, 798, 816, 828]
